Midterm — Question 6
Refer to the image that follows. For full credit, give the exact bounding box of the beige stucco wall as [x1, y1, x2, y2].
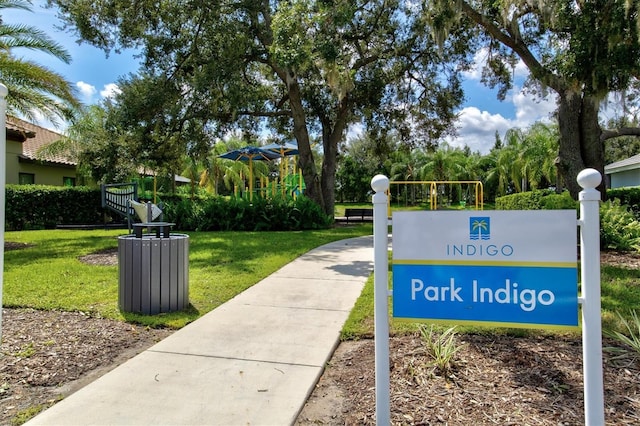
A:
[6, 136, 76, 186]
[6, 140, 23, 184]
[18, 161, 76, 186]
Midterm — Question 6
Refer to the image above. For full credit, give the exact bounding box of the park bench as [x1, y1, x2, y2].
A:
[344, 208, 374, 223]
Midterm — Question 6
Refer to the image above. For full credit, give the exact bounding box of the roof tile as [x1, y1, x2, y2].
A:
[6, 116, 76, 166]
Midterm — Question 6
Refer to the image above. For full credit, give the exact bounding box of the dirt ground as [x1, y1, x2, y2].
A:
[1, 247, 639, 425]
[295, 333, 640, 425]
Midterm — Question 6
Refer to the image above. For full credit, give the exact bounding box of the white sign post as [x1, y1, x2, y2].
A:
[0, 83, 7, 342]
[578, 169, 605, 425]
[371, 175, 390, 425]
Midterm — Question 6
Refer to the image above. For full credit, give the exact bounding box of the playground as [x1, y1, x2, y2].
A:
[389, 180, 484, 211]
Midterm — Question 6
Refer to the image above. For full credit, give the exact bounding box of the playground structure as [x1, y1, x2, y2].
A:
[258, 170, 304, 198]
[234, 162, 305, 199]
[389, 180, 484, 211]
[221, 143, 305, 200]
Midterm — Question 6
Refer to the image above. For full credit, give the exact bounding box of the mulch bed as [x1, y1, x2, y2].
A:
[296, 333, 640, 425]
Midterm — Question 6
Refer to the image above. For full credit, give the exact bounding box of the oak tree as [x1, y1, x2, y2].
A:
[50, 0, 465, 214]
[427, 0, 640, 197]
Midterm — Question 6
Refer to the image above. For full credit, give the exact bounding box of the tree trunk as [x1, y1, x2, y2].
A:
[556, 90, 605, 199]
[320, 127, 339, 218]
[285, 72, 324, 210]
[580, 95, 606, 196]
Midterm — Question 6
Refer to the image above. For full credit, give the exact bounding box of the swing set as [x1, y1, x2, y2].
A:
[389, 180, 484, 211]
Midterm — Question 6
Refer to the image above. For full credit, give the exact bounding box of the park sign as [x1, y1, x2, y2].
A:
[392, 210, 578, 329]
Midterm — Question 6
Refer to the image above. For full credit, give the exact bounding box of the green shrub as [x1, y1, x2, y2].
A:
[607, 187, 640, 220]
[496, 190, 576, 211]
[495, 190, 544, 210]
[5, 185, 330, 232]
[600, 199, 640, 251]
[604, 310, 640, 356]
[419, 325, 464, 374]
[5, 185, 102, 230]
[162, 195, 331, 231]
[540, 192, 578, 210]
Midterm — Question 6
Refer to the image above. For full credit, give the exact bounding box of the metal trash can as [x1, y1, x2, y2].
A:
[118, 229, 189, 314]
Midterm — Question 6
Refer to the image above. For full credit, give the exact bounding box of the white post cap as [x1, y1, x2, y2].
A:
[577, 168, 602, 190]
[371, 174, 389, 193]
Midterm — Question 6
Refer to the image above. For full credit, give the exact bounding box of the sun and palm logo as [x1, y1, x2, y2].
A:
[470, 217, 490, 240]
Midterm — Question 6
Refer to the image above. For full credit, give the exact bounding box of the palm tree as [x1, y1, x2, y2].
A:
[200, 141, 247, 196]
[486, 129, 525, 196]
[419, 143, 466, 182]
[389, 149, 427, 205]
[38, 103, 136, 183]
[181, 154, 202, 199]
[519, 122, 558, 191]
[0, 0, 80, 125]
[419, 143, 468, 205]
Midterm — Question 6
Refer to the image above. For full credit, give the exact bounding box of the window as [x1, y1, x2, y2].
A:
[19, 173, 34, 185]
[63, 176, 76, 187]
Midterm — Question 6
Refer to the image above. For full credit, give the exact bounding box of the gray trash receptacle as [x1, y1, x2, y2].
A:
[118, 233, 189, 314]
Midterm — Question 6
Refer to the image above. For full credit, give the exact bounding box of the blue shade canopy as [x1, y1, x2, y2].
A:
[262, 142, 299, 157]
[219, 146, 281, 161]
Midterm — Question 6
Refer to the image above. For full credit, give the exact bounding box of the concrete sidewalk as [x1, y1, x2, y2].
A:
[27, 235, 373, 426]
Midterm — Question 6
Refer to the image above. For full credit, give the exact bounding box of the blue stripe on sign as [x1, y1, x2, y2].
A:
[392, 264, 578, 328]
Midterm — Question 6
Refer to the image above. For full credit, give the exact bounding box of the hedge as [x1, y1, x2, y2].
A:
[496, 187, 640, 251]
[4, 185, 332, 231]
[607, 187, 640, 219]
[496, 187, 640, 216]
[6, 185, 103, 230]
[161, 195, 332, 231]
[495, 189, 577, 210]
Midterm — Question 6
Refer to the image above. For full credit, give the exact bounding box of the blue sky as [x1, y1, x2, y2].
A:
[8, 3, 558, 155]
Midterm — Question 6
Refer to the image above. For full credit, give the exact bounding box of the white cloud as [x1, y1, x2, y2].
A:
[600, 91, 640, 124]
[20, 110, 69, 134]
[446, 107, 513, 154]
[461, 48, 487, 81]
[100, 83, 122, 99]
[511, 87, 557, 126]
[462, 48, 529, 82]
[76, 81, 97, 100]
[448, 86, 558, 155]
[513, 59, 529, 79]
[346, 122, 364, 143]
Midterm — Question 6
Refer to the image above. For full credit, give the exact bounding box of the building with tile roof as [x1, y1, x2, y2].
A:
[605, 154, 640, 189]
[6, 117, 191, 190]
[5, 116, 78, 186]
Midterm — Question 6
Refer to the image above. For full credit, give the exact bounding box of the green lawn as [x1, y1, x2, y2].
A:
[3, 225, 372, 328]
[4, 225, 638, 341]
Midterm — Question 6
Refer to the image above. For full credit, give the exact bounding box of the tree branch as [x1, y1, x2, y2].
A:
[459, 0, 567, 93]
[601, 126, 640, 142]
[236, 109, 291, 118]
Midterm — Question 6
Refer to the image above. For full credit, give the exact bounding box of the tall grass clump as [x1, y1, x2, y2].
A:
[605, 310, 640, 358]
[419, 324, 464, 374]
